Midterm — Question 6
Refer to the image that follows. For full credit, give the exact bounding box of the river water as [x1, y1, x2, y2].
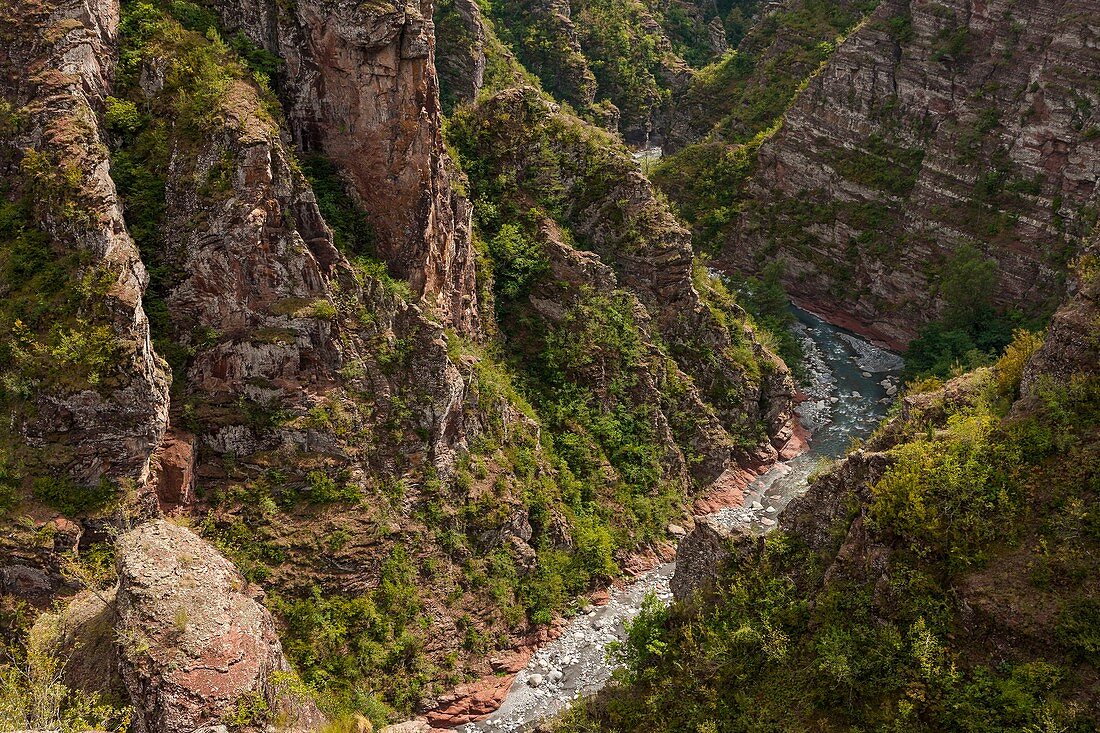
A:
[458, 308, 903, 732]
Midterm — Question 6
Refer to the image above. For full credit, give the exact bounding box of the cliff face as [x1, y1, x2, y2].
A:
[435, 0, 487, 109]
[212, 0, 480, 334]
[103, 0, 486, 506]
[0, 0, 170, 488]
[450, 87, 796, 487]
[726, 0, 1100, 347]
[1021, 234, 1100, 395]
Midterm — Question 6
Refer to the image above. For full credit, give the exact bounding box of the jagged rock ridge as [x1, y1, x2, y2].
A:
[0, 0, 170, 487]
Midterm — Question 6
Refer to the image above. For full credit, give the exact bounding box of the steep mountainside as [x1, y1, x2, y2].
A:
[0, 0, 795, 727]
[558, 239, 1100, 731]
[725, 0, 1100, 347]
[1, 0, 1096, 728]
[0, 0, 170, 495]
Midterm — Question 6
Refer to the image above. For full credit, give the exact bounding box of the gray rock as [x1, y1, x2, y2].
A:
[671, 518, 761, 600]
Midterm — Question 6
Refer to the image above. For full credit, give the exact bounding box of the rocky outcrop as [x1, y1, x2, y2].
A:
[726, 0, 1100, 347]
[113, 11, 485, 496]
[0, 0, 170, 486]
[1021, 233, 1100, 395]
[435, 0, 488, 109]
[670, 517, 758, 600]
[46, 520, 324, 733]
[527, 218, 741, 488]
[779, 450, 891, 557]
[210, 0, 480, 334]
[452, 87, 796, 482]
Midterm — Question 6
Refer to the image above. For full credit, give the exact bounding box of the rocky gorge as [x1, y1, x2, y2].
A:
[0, 0, 1097, 731]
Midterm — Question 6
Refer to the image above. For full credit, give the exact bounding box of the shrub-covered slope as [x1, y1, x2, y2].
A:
[556, 245, 1100, 731]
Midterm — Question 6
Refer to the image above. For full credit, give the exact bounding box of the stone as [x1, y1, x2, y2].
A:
[667, 523, 687, 536]
[209, 0, 481, 334]
[1021, 235, 1100, 396]
[112, 521, 325, 733]
[435, 0, 487, 106]
[380, 721, 432, 733]
[670, 518, 761, 600]
[0, 565, 53, 600]
[528, 674, 544, 688]
[151, 428, 196, 511]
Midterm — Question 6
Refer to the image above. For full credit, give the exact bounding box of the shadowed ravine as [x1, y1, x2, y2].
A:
[457, 308, 903, 732]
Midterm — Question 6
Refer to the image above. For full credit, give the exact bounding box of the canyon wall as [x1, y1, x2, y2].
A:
[211, 0, 481, 334]
[725, 0, 1100, 347]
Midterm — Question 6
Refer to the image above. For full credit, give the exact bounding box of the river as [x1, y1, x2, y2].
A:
[457, 308, 903, 732]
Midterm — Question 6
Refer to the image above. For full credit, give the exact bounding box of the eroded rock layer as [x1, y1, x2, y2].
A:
[727, 0, 1100, 346]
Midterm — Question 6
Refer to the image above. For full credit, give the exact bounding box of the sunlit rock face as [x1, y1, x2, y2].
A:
[727, 0, 1100, 348]
[209, 0, 481, 334]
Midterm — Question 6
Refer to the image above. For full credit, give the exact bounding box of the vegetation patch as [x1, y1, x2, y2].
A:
[557, 346, 1100, 733]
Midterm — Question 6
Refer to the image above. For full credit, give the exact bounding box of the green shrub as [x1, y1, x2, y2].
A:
[32, 475, 118, 516]
[270, 546, 429, 723]
[0, 618, 132, 731]
[994, 329, 1044, 399]
[486, 223, 548, 299]
[103, 97, 144, 135]
[1056, 598, 1100, 664]
[903, 246, 1039, 381]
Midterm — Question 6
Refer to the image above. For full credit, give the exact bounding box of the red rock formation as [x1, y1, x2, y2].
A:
[47, 520, 326, 733]
[150, 428, 196, 512]
[211, 0, 480, 334]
